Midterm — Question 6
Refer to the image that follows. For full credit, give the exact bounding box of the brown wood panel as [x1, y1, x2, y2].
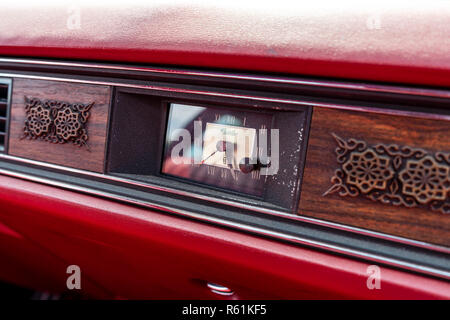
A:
[8, 78, 111, 172]
[299, 107, 450, 247]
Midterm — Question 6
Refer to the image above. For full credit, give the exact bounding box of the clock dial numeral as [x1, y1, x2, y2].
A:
[207, 166, 215, 175]
[229, 168, 238, 181]
[221, 169, 228, 179]
[251, 170, 261, 180]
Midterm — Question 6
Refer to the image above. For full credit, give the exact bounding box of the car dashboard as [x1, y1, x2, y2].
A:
[0, 1, 448, 300]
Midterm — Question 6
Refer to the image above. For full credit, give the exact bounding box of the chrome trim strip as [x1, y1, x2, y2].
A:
[1, 58, 450, 99]
[1, 153, 449, 255]
[210, 290, 234, 296]
[206, 283, 234, 295]
[0, 72, 448, 121]
[0, 167, 448, 280]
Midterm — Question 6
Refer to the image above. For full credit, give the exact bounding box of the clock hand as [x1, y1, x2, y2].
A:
[201, 140, 234, 164]
[239, 157, 271, 173]
[201, 150, 217, 164]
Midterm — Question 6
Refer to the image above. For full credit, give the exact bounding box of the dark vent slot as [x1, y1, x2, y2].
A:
[0, 81, 10, 153]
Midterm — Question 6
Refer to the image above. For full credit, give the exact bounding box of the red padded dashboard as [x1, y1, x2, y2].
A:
[0, 2, 449, 88]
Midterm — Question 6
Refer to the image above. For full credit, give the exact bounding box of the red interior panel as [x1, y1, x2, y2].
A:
[0, 175, 448, 299]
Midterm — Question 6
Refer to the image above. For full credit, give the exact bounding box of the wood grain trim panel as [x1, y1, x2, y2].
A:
[8, 78, 111, 173]
[299, 107, 450, 247]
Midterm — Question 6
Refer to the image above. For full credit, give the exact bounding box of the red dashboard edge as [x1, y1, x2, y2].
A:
[0, 2, 449, 88]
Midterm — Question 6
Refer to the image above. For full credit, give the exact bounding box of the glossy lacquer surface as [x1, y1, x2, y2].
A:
[300, 108, 450, 247]
[8, 78, 110, 172]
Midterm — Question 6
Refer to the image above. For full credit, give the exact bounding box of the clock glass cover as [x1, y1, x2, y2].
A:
[162, 103, 274, 197]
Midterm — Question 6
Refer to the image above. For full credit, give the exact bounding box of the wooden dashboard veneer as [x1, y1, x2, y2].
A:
[8, 78, 111, 172]
[299, 107, 450, 247]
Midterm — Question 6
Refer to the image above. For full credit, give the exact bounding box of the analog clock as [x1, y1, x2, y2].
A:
[162, 103, 274, 197]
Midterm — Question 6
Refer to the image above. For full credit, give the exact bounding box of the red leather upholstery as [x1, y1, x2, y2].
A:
[0, 176, 448, 299]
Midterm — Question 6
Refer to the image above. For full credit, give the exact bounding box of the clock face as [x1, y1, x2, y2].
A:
[162, 103, 274, 197]
[202, 122, 257, 170]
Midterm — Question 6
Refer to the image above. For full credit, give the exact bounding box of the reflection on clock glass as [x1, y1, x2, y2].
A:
[162, 103, 274, 197]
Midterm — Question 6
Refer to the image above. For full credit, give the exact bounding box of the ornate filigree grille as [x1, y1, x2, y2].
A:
[22, 96, 94, 148]
[323, 133, 449, 214]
